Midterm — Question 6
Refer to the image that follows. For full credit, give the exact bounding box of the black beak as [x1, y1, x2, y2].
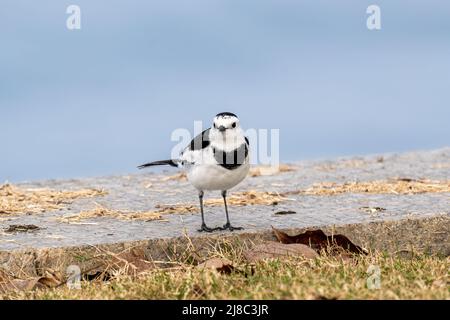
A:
[218, 125, 226, 132]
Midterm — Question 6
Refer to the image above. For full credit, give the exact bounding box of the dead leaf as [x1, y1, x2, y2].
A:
[82, 271, 112, 282]
[114, 249, 155, 274]
[0, 278, 39, 293]
[272, 227, 367, 254]
[244, 242, 318, 262]
[0, 273, 61, 293]
[37, 275, 61, 288]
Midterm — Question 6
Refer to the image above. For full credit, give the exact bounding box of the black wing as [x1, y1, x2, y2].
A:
[189, 128, 211, 151]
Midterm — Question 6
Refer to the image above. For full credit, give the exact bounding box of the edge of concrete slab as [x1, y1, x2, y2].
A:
[0, 214, 448, 278]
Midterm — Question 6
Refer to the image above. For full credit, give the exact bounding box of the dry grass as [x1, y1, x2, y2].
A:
[55, 205, 166, 223]
[0, 184, 107, 215]
[3, 177, 448, 222]
[156, 190, 285, 214]
[153, 204, 199, 215]
[249, 164, 296, 177]
[313, 158, 371, 172]
[432, 163, 450, 169]
[205, 190, 286, 206]
[288, 179, 450, 196]
[1, 244, 448, 300]
[160, 172, 187, 182]
[56, 191, 286, 222]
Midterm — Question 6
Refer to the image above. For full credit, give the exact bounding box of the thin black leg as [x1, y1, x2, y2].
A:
[198, 190, 220, 232]
[221, 190, 243, 231]
[223, 190, 230, 225]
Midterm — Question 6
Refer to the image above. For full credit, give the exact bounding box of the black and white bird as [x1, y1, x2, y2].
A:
[138, 112, 250, 232]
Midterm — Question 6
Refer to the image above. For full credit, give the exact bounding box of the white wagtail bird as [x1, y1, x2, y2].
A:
[138, 112, 250, 232]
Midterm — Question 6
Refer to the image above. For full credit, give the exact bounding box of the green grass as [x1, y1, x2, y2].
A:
[2, 249, 448, 300]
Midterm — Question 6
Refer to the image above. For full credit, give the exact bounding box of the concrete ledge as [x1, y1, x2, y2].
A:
[1, 147, 449, 251]
[0, 215, 448, 278]
[1, 148, 449, 277]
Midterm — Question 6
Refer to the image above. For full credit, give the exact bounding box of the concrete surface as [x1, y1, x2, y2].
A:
[1, 148, 449, 252]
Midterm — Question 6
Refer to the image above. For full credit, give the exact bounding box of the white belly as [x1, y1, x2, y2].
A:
[186, 163, 250, 191]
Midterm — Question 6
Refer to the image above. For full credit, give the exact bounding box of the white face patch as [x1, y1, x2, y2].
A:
[213, 116, 239, 130]
[210, 115, 245, 152]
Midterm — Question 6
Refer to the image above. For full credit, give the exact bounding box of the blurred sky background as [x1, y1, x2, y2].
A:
[1, 0, 449, 182]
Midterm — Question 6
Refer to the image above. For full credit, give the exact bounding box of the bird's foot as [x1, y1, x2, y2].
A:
[221, 223, 244, 232]
[198, 224, 221, 233]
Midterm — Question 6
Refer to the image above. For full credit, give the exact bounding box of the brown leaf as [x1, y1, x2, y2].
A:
[37, 274, 61, 288]
[272, 227, 367, 254]
[244, 242, 318, 263]
[0, 274, 61, 293]
[82, 271, 112, 282]
[0, 278, 39, 293]
[332, 234, 367, 254]
[115, 249, 154, 274]
[196, 258, 234, 274]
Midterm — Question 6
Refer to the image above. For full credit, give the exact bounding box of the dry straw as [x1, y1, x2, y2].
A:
[58, 190, 286, 222]
[0, 184, 107, 215]
[288, 178, 450, 196]
[249, 164, 296, 177]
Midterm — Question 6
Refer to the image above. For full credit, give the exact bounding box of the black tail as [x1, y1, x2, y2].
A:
[137, 159, 179, 169]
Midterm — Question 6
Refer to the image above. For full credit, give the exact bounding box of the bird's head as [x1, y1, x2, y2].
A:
[212, 112, 240, 132]
[210, 112, 243, 145]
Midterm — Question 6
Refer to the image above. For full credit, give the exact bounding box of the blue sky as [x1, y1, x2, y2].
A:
[1, 1, 449, 182]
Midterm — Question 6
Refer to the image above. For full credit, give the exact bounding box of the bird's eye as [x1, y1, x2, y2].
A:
[213, 123, 217, 128]
[231, 122, 236, 128]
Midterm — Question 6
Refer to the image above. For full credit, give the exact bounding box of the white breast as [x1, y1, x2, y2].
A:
[182, 146, 250, 191]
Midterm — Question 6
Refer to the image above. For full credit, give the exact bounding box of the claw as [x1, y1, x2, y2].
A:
[221, 223, 244, 232]
[198, 224, 221, 233]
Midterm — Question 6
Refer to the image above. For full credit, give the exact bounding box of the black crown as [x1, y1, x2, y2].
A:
[216, 112, 238, 118]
